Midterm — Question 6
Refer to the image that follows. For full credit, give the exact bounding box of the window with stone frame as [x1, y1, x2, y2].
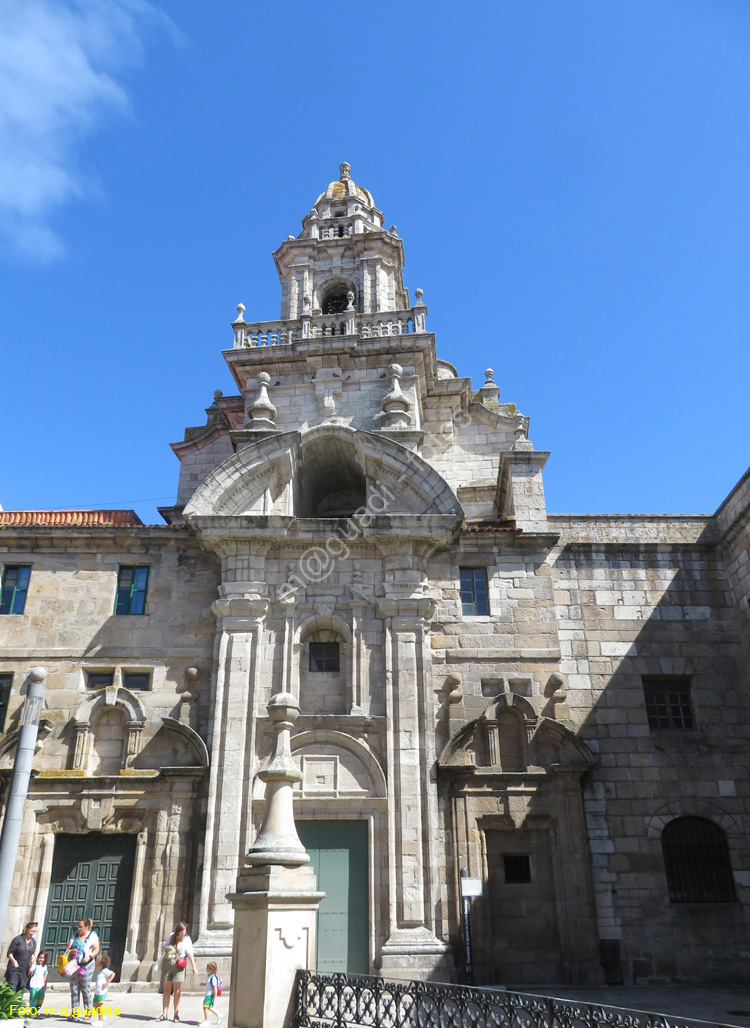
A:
[0, 673, 12, 732]
[642, 676, 695, 730]
[309, 635, 340, 673]
[115, 565, 149, 615]
[300, 629, 346, 715]
[87, 671, 115, 689]
[0, 565, 31, 615]
[662, 816, 736, 903]
[123, 672, 151, 691]
[459, 566, 490, 616]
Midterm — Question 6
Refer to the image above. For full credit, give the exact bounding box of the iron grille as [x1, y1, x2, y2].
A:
[662, 816, 736, 903]
[503, 854, 531, 884]
[309, 642, 340, 673]
[642, 677, 695, 730]
[293, 969, 734, 1028]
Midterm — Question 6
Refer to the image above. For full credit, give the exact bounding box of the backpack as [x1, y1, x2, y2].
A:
[214, 974, 222, 997]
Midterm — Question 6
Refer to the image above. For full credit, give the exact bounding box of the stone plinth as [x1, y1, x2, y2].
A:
[227, 864, 324, 1028]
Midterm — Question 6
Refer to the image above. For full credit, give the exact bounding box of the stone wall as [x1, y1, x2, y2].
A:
[0, 527, 220, 979]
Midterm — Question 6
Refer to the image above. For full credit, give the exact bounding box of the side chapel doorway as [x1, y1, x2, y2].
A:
[295, 820, 369, 974]
[41, 833, 136, 978]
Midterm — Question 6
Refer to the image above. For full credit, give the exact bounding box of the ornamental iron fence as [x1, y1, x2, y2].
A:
[293, 970, 734, 1028]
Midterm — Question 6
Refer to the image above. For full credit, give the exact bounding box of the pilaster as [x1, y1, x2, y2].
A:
[377, 585, 452, 977]
[197, 582, 269, 953]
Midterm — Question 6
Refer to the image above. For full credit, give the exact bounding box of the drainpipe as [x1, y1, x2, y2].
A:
[0, 667, 47, 933]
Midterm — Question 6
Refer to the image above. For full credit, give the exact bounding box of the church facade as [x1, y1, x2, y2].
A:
[1, 164, 750, 988]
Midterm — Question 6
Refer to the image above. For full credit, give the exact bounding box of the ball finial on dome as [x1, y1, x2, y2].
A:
[339, 162, 351, 182]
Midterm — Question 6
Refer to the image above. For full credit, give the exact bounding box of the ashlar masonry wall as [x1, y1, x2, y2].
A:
[0, 527, 220, 980]
[549, 516, 750, 984]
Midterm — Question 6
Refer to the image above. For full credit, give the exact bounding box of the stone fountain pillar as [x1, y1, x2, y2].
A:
[227, 693, 324, 1028]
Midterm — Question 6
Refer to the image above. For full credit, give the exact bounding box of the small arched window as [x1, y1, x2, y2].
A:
[662, 816, 736, 903]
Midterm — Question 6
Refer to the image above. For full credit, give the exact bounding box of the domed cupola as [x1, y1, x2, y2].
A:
[302, 162, 385, 240]
[315, 162, 374, 206]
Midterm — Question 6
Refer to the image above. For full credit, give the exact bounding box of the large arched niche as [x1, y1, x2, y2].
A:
[295, 428, 366, 517]
[183, 425, 463, 520]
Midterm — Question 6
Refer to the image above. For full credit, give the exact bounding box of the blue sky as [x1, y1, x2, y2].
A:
[2, 0, 749, 523]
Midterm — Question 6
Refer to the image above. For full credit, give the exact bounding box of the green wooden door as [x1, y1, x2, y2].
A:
[296, 820, 369, 974]
[42, 833, 136, 977]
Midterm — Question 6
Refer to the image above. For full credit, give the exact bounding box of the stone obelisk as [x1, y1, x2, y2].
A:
[227, 693, 324, 1028]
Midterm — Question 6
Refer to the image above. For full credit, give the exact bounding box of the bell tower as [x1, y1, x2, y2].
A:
[272, 162, 409, 320]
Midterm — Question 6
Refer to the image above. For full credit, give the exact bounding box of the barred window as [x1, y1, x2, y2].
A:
[662, 816, 736, 903]
[308, 630, 340, 673]
[643, 676, 695, 730]
[503, 854, 531, 884]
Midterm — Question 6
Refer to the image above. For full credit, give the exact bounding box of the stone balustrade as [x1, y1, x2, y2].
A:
[318, 223, 352, 239]
[232, 306, 426, 348]
[233, 319, 294, 349]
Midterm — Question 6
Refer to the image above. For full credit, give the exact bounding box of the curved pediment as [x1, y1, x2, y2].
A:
[439, 699, 595, 775]
[131, 718, 209, 771]
[183, 425, 463, 521]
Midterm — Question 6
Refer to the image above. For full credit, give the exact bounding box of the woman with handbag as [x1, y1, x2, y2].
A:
[66, 917, 100, 1022]
[157, 922, 197, 1022]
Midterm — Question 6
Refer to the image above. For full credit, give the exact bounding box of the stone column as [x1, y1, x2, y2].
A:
[377, 591, 452, 978]
[197, 585, 269, 953]
[228, 694, 323, 1028]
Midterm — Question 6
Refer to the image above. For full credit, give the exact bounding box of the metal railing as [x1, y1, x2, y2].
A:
[293, 970, 734, 1028]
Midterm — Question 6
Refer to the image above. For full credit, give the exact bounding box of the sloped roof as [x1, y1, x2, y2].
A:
[0, 509, 144, 527]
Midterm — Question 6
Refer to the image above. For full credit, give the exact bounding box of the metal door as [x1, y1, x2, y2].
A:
[295, 819, 369, 974]
[42, 833, 136, 977]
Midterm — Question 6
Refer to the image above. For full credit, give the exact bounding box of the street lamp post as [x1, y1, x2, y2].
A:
[0, 667, 47, 935]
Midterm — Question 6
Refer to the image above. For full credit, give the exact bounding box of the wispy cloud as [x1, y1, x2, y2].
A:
[0, 0, 176, 263]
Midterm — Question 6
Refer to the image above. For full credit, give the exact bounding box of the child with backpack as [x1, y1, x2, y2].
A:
[28, 951, 48, 1016]
[199, 963, 222, 1026]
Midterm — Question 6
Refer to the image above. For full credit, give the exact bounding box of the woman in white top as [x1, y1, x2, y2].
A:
[157, 922, 197, 1022]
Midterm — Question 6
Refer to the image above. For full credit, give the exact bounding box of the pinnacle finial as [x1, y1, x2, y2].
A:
[485, 369, 494, 382]
[339, 162, 351, 182]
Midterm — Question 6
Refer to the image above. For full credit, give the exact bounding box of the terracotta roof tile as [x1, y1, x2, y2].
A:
[0, 510, 144, 527]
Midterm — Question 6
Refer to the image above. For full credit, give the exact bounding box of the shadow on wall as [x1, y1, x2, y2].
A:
[439, 533, 750, 987]
[558, 537, 749, 985]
